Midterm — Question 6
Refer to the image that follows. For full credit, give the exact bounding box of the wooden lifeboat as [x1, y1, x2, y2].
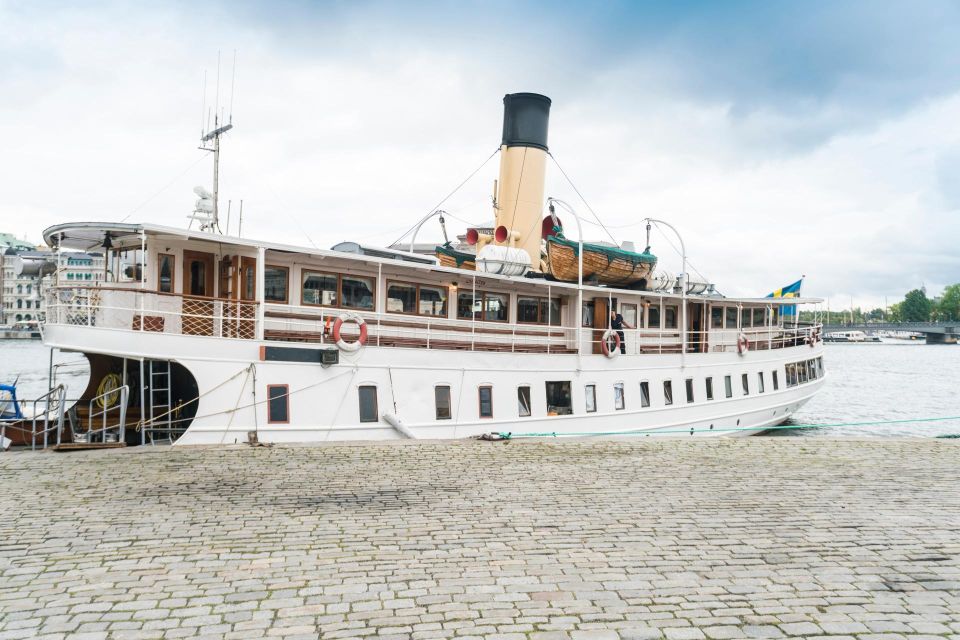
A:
[435, 243, 476, 271]
[545, 232, 657, 286]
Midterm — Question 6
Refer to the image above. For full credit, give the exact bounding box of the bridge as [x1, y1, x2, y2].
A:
[823, 322, 959, 344]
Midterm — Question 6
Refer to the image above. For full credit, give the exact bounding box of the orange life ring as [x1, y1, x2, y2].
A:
[737, 333, 749, 355]
[332, 313, 368, 352]
[600, 329, 621, 358]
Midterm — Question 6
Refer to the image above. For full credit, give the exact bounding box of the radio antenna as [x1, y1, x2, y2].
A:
[229, 49, 237, 125]
[194, 51, 234, 233]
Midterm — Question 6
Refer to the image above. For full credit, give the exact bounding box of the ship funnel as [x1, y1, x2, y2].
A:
[481, 93, 551, 274]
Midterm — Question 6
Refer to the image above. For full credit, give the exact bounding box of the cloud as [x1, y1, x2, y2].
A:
[1, 0, 959, 309]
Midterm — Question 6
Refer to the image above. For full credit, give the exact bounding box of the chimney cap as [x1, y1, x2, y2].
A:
[502, 92, 552, 151]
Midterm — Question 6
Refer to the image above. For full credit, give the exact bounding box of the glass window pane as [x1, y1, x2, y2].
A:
[710, 306, 723, 328]
[685, 378, 694, 403]
[342, 275, 374, 310]
[549, 298, 562, 326]
[387, 282, 417, 314]
[621, 304, 637, 328]
[264, 266, 288, 302]
[358, 386, 378, 423]
[725, 307, 738, 328]
[640, 381, 650, 408]
[158, 254, 174, 293]
[753, 308, 765, 326]
[772, 370, 779, 390]
[435, 386, 451, 420]
[484, 293, 508, 322]
[648, 306, 661, 328]
[457, 291, 479, 319]
[267, 385, 288, 423]
[663, 381, 673, 405]
[582, 301, 595, 327]
[418, 285, 447, 317]
[614, 383, 625, 410]
[706, 377, 714, 400]
[741, 308, 751, 328]
[742, 373, 749, 395]
[585, 385, 597, 413]
[724, 375, 733, 398]
[545, 381, 572, 415]
[517, 297, 540, 324]
[664, 306, 678, 329]
[758, 372, 765, 393]
[518, 386, 532, 417]
[479, 386, 493, 418]
[302, 272, 337, 306]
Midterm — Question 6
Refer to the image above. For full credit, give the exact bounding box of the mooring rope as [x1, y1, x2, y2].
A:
[495, 414, 960, 440]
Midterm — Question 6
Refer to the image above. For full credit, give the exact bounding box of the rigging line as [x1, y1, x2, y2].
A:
[119, 153, 211, 223]
[548, 152, 618, 245]
[505, 147, 528, 238]
[388, 147, 501, 248]
[262, 183, 319, 250]
[650, 222, 708, 282]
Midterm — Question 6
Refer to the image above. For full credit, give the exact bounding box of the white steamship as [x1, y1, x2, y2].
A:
[38, 93, 825, 446]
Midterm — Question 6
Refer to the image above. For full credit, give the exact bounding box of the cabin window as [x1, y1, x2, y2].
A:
[621, 303, 638, 329]
[264, 265, 289, 303]
[158, 254, 174, 293]
[240, 259, 256, 301]
[817, 356, 824, 375]
[640, 381, 650, 408]
[647, 305, 661, 329]
[545, 381, 572, 415]
[724, 375, 733, 398]
[419, 285, 448, 316]
[517, 296, 561, 325]
[741, 308, 751, 328]
[518, 386, 532, 417]
[786, 363, 796, 387]
[752, 308, 765, 327]
[758, 372, 765, 393]
[358, 386, 378, 423]
[710, 306, 724, 329]
[614, 383, 625, 410]
[435, 386, 451, 420]
[725, 307, 738, 328]
[302, 271, 338, 306]
[664, 306, 678, 329]
[663, 381, 673, 406]
[478, 386, 493, 418]
[581, 301, 594, 327]
[772, 370, 779, 391]
[267, 385, 289, 423]
[685, 378, 694, 403]
[705, 377, 714, 401]
[457, 291, 508, 322]
[387, 282, 418, 313]
[341, 275, 375, 310]
[585, 384, 597, 413]
[387, 281, 448, 317]
[799, 362, 809, 384]
[741, 373, 749, 395]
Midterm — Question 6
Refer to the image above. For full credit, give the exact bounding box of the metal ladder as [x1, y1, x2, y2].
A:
[147, 360, 175, 444]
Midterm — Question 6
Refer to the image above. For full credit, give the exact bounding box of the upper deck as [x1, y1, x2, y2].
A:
[42, 221, 823, 356]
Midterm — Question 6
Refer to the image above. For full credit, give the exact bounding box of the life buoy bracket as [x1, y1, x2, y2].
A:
[332, 313, 368, 352]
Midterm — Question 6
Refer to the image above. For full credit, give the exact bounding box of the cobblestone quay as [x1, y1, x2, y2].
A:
[1, 439, 959, 640]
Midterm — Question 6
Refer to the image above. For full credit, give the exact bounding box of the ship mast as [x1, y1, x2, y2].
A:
[198, 117, 233, 232]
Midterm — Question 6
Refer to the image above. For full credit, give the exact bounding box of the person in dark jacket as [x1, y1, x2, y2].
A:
[610, 309, 634, 354]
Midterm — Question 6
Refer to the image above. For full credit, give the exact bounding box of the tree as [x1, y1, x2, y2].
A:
[936, 284, 960, 321]
[901, 288, 932, 322]
[888, 302, 903, 322]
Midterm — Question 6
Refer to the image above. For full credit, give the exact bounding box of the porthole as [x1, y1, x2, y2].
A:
[736, 418, 741, 426]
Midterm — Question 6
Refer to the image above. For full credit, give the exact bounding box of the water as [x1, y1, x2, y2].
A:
[2, 339, 959, 437]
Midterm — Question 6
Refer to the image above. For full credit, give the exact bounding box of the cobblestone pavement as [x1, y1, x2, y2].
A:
[1, 438, 959, 640]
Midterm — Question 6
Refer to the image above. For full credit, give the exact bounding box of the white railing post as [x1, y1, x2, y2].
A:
[255, 247, 265, 340]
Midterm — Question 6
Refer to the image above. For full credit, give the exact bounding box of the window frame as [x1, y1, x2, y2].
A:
[772, 370, 779, 391]
[585, 384, 597, 413]
[758, 371, 765, 393]
[705, 377, 714, 401]
[158, 253, 175, 294]
[640, 381, 650, 408]
[386, 279, 449, 318]
[266, 384, 289, 424]
[457, 290, 510, 323]
[358, 385, 378, 423]
[620, 303, 638, 330]
[663, 380, 674, 406]
[518, 385, 532, 417]
[741, 373, 750, 395]
[545, 381, 572, 415]
[724, 375, 733, 398]
[435, 385, 452, 420]
[301, 270, 376, 311]
[614, 382, 625, 410]
[478, 385, 494, 418]
[264, 264, 290, 304]
[516, 295, 562, 326]
[685, 378, 695, 404]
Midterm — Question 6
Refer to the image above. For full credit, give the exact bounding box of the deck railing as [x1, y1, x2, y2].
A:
[46, 286, 258, 340]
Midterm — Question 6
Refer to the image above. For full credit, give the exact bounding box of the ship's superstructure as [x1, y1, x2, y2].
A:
[31, 93, 825, 446]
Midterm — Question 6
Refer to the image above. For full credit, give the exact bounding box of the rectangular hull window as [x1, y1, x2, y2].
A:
[267, 385, 289, 424]
[772, 370, 779, 390]
[435, 386, 452, 420]
[158, 254, 174, 293]
[614, 383, 625, 410]
[640, 381, 650, 408]
[358, 386, 378, 423]
[705, 377, 714, 401]
[724, 375, 733, 398]
[479, 386, 493, 418]
[685, 378, 694, 404]
[518, 386, 532, 417]
[758, 372, 765, 393]
[545, 381, 572, 415]
[585, 385, 597, 413]
[663, 381, 673, 406]
[741, 373, 749, 395]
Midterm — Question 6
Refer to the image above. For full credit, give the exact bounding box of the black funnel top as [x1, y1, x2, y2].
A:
[501, 93, 551, 151]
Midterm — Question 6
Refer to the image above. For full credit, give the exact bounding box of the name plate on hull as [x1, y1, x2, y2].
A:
[259, 346, 339, 366]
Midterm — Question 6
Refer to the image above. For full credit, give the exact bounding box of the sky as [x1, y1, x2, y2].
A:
[2, 0, 959, 309]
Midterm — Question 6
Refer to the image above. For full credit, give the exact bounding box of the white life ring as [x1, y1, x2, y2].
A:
[736, 332, 749, 356]
[332, 313, 368, 352]
[601, 329, 621, 358]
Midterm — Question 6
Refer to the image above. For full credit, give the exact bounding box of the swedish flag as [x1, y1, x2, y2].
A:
[767, 278, 803, 317]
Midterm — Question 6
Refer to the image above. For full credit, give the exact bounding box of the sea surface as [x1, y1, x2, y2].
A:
[2, 339, 959, 437]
